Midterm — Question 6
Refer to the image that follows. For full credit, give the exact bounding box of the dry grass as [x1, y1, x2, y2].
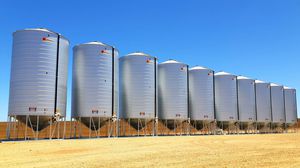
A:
[0, 133, 300, 168]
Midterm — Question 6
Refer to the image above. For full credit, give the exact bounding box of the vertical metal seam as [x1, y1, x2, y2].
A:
[187, 65, 190, 119]
[154, 57, 157, 118]
[269, 83, 273, 122]
[213, 71, 216, 121]
[236, 76, 239, 121]
[283, 88, 287, 123]
[295, 90, 298, 119]
[54, 34, 60, 117]
[254, 82, 258, 122]
[112, 47, 115, 116]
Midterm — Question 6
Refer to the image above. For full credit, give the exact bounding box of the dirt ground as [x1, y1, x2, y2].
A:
[0, 133, 300, 168]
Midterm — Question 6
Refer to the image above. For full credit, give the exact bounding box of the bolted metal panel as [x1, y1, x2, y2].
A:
[189, 66, 214, 121]
[237, 76, 256, 123]
[72, 42, 119, 118]
[119, 52, 157, 119]
[255, 80, 272, 123]
[284, 87, 297, 124]
[214, 72, 238, 122]
[158, 60, 188, 120]
[270, 83, 285, 123]
[56, 36, 69, 118]
[8, 28, 69, 118]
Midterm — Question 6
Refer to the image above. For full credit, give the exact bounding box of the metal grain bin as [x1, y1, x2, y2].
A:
[284, 86, 297, 126]
[214, 72, 238, 126]
[270, 83, 285, 126]
[255, 80, 272, 126]
[119, 52, 157, 119]
[237, 76, 256, 125]
[158, 60, 188, 120]
[8, 28, 69, 131]
[189, 66, 214, 121]
[72, 42, 119, 129]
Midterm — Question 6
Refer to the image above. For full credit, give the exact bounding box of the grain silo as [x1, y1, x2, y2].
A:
[214, 72, 238, 133]
[255, 80, 272, 132]
[7, 28, 69, 139]
[72, 42, 118, 137]
[270, 83, 285, 128]
[283, 86, 297, 127]
[237, 76, 256, 132]
[158, 60, 189, 135]
[188, 66, 215, 134]
[119, 52, 157, 136]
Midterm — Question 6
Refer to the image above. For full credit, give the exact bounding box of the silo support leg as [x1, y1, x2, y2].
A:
[97, 117, 100, 138]
[152, 118, 155, 136]
[49, 119, 52, 140]
[6, 116, 12, 140]
[174, 120, 176, 135]
[50, 121, 58, 139]
[137, 119, 140, 136]
[79, 117, 82, 138]
[91, 117, 96, 137]
[27, 116, 36, 138]
[70, 118, 73, 138]
[25, 115, 28, 140]
[57, 118, 60, 139]
[36, 115, 39, 140]
[89, 117, 91, 138]
[129, 118, 131, 136]
[144, 118, 147, 136]
[12, 116, 17, 139]
[108, 118, 111, 138]
[63, 117, 66, 139]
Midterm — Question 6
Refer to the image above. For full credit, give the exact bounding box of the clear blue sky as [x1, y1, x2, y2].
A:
[0, 0, 299, 121]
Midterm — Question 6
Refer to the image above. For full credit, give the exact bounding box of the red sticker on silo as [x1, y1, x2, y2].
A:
[100, 49, 109, 55]
[42, 37, 53, 42]
[146, 58, 152, 63]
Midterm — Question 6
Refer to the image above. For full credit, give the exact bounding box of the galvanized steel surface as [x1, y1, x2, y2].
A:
[237, 76, 256, 123]
[119, 52, 157, 119]
[8, 28, 69, 117]
[255, 80, 272, 123]
[72, 42, 119, 118]
[284, 87, 297, 124]
[158, 60, 188, 120]
[189, 66, 214, 121]
[214, 72, 238, 122]
[270, 83, 285, 123]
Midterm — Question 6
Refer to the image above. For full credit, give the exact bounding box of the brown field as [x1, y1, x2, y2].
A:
[0, 133, 300, 168]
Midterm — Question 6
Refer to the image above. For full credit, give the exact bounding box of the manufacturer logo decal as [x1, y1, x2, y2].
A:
[146, 58, 153, 63]
[100, 49, 110, 55]
[42, 37, 53, 42]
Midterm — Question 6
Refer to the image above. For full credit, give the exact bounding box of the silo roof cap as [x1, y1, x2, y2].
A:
[190, 66, 212, 71]
[122, 52, 156, 59]
[255, 80, 268, 84]
[83, 41, 106, 45]
[160, 59, 186, 65]
[126, 52, 149, 56]
[214, 71, 234, 76]
[14, 28, 69, 42]
[237, 75, 253, 80]
[23, 28, 54, 33]
[270, 83, 282, 87]
[74, 41, 113, 48]
[284, 86, 295, 90]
